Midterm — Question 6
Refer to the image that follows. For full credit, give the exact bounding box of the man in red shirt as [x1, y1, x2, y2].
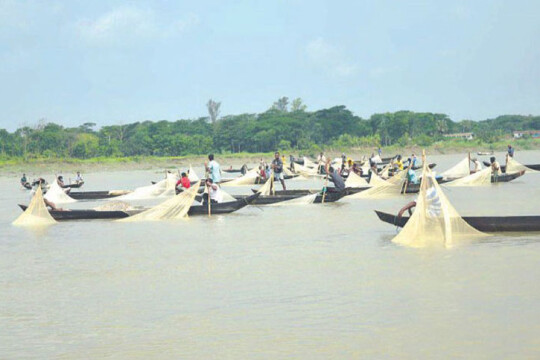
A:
[176, 172, 191, 190]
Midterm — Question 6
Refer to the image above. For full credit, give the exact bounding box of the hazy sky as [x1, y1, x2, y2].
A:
[1, 0, 539, 130]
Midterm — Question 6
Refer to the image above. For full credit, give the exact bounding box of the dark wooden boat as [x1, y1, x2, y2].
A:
[68, 191, 128, 200]
[291, 156, 304, 165]
[64, 182, 84, 189]
[482, 161, 540, 173]
[250, 186, 368, 196]
[223, 164, 248, 174]
[235, 189, 346, 205]
[17, 193, 259, 220]
[375, 210, 540, 232]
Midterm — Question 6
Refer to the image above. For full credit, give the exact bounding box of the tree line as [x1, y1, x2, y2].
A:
[1, 98, 539, 159]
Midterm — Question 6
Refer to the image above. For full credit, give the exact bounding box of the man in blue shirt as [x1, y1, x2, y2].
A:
[271, 151, 286, 190]
[507, 144, 515, 158]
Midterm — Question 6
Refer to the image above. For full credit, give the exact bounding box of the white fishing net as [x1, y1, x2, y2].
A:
[13, 186, 56, 227]
[445, 167, 492, 187]
[114, 173, 177, 201]
[222, 167, 260, 186]
[283, 166, 295, 177]
[188, 165, 200, 182]
[257, 171, 275, 195]
[344, 171, 370, 188]
[440, 157, 470, 180]
[94, 201, 134, 211]
[392, 163, 488, 248]
[293, 163, 322, 178]
[349, 171, 408, 199]
[303, 157, 317, 168]
[506, 157, 537, 173]
[44, 181, 76, 204]
[118, 181, 200, 222]
[267, 193, 317, 206]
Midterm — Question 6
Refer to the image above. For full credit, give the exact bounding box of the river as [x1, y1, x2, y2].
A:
[1, 151, 540, 359]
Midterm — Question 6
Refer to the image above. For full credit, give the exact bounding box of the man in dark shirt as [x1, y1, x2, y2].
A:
[271, 151, 286, 190]
[325, 159, 345, 192]
[507, 144, 515, 158]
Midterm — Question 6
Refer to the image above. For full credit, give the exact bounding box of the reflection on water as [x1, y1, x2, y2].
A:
[1, 152, 540, 358]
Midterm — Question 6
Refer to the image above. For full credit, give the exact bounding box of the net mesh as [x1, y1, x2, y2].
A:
[118, 181, 200, 222]
[349, 171, 408, 199]
[44, 181, 76, 204]
[440, 157, 470, 180]
[223, 168, 260, 186]
[345, 171, 370, 188]
[188, 165, 200, 182]
[392, 162, 488, 248]
[114, 173, 178, 200]
[257, 171, 275, 195]
[506, 157, 537, 173]
[445, 167, 492, 187]
[13, 186, 56, 227]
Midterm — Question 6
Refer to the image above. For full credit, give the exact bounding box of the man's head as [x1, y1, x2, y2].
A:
[490, 156, 496, 163]
[23, 173, 26, 176]
[77, 171, 80, 175]
[508, 144, 512, 148]
[181, 172, 187, 178]
[206, 178, 214, 185]
[208, 154, 214, 161]
[274, 151, 280, 159]
[58, 176, 63, 180]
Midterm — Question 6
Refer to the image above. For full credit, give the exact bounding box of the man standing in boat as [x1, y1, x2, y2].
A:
[205, 154, 221, 184]
[490, 156, 501, 181]
[271, 151, 287, 190]
[507, 144, 515, 158]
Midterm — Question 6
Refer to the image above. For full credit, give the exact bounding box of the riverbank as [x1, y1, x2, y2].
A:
[2, 139, 538, 176]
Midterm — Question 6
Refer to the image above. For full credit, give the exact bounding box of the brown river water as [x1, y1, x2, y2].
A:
[1, 151, 540, 359]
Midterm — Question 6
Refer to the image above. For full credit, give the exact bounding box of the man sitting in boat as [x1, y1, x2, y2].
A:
[74, 171, 84, 185]
[393, 155, 404, 171]
[507, 144, 515, 158]
[21, 174, 30, 188]
[271, 151, 287, 190]
[397, 185, 441, 218]
[176, 172, 191, 190]
[490, 156, 500, 179]
[203, 178, 223, 204]
[258, 165, 267, 183]
[325, 159, 346, 192]
[404, 154, 418, 168]
[407, 168, 418, 184]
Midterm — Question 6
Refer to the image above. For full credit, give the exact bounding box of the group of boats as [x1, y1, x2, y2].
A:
[15, 152, 540, 233]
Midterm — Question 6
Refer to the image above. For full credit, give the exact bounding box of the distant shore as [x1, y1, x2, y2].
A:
[1, 141, 538, 176]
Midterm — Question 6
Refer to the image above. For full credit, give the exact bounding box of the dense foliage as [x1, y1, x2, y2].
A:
[1, 103, 539, 159]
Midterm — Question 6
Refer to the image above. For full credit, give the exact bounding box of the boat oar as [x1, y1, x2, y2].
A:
[206, 182, 212, 217]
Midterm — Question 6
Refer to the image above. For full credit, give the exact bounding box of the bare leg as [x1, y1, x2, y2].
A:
[280, 179, 286, 190]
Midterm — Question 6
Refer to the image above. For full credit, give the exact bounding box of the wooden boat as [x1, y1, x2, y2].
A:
[477, 151, 493, 155]
[482, 161, 540, 173]
[375, 210, 540, 232]
[401, 171, 525, 194]
[223, 164, 248, 174]
[22, 182, 32, 190]
[68, 191, 128, 200]
[250, 187, 368, 196]
[64, 182, 84, 189]
[235, 189, 346, 205]
[17, 193, 259, 220]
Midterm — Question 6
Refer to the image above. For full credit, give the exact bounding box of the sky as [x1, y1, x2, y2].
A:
[1, 0, 539, 131]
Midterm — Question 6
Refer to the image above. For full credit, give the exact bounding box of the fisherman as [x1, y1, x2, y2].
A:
[205, 154, 221, 183]
[397, 185, 441, 218]
[271, 151, 287, 190]
[317, 152, 326, 164]
[203, 178, 223, 204]
[471, 158, 482, 173]
[57, 175, 65, 188]
[394, 155, 404, 171]
[325, 159, 346, 192]
[507, 144, 515, 158]
[490, 156, 500, 181]
[258, 165, 267, 183]
[74, 171, 84, 184]
[21, 173, 29, 188]
[406, 167, 418, 184]
[341, 153, 347, 168]
[176, 172, 191, 190]
[378, 147, 382, 157]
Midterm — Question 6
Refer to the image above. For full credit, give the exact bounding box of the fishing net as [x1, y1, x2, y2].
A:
[392, 163, 488, 248]
[200, 185, 235, 203]
[303, 157, 317, 168]
[44, 181, 76, 204]
[267, 193, 318, 206]
[257, 171, 275, 195]
[293, 163, 323, 178]
[283, 166, 295, 177]
[13, 186, 56, 227]
[114, 173, 177, 201]
[94, 201, 134, 211]
[118, 181, 200, 222]
[440, 157, 470, 180]
[344, 171, 370, 188]
[223, 167, 260, 186]
[506, 157, 537, 173]
[188, 165, 200, 182]
[445, 167, 492, 187]
[349, 171, 407, 199]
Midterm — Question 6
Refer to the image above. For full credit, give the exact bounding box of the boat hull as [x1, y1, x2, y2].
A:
[375, 210, 540, 232]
